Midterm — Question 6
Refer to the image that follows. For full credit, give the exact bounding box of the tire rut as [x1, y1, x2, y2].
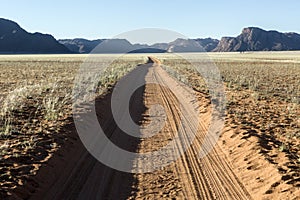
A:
[25, 61, 251, 200]
[133, 64, 251, 199]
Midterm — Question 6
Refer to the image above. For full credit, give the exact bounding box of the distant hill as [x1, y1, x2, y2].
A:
[58, 38, 103, 53]
[59, 38, 217, 53]
[2, 18, 300, 54]
[166, 38, 205, 52]
[0, 18, 70, 54]
[214, 27, 300, 52]
[93, 39, 136, 53]
[194, 38, 219, 52]
[150, 38, 219, 52]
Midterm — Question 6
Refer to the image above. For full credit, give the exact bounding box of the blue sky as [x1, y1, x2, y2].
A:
[1, 0, 299, 43]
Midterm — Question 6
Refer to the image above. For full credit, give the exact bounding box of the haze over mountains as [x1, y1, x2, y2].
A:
[1, 18, 300, 54]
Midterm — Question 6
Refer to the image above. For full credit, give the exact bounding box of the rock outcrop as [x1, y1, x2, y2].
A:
[214, 27, 300, 52]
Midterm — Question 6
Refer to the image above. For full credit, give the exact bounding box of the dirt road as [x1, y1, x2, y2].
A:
[15, 59, 252, 199]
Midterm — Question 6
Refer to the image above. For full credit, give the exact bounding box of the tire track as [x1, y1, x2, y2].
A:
[133, 63, 252, 199]
[25, 59, 252, 200]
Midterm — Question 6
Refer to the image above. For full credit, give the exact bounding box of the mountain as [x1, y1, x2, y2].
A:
[58, 38, 218, 53]
[194, 38, 219, 52]
[166, 38, 206, 52]
[0, 18, 70, 53]
[150, 43, 170, 51]
[58, 38, 103, 53]
[214, 27, 300, 52]
[3, 17, 298, 54]
[93, 39, 136, 53]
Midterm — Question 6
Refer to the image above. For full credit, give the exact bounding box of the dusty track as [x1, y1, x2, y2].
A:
[133, 64, 251, 199]
[15, 60, 252, 199]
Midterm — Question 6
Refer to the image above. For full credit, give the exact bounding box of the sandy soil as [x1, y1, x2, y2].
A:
[9, 58, 299, 199]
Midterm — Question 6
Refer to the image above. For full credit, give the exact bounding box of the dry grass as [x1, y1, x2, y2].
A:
[1, 52, 299, 197]
[160, 52, 300, 189]
[0, 54, 144, 197]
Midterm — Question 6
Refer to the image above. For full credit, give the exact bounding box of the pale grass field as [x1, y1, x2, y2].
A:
[0, 52, 299, 197]
[161, 52, 300, 185]
[0, 54, 144, 196]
